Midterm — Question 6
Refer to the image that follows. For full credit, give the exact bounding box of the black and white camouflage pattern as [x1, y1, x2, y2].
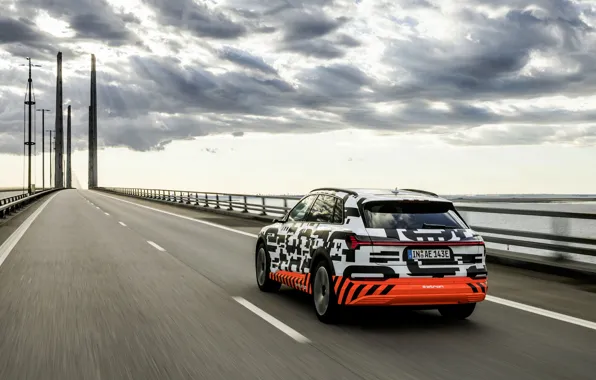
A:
[258, 189, 487, 280]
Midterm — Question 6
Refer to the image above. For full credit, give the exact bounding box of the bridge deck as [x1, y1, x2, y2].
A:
[0, 189, 594, 380]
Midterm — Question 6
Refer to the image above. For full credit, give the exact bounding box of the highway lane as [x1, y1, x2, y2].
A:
[84, 189, 596, 380]
[90, 190, 596, 322]
[0, 190, 364, 380]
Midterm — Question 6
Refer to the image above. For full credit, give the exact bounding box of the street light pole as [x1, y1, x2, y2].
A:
[47, 130, 53, 188]
[22, 57, 41, 194]
[37, 109, 50, 189]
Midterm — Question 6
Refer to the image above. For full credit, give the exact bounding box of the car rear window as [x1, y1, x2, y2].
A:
[362, 201, 467, 229]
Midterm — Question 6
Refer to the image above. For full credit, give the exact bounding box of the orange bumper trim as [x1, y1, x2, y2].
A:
[269, 270, 487, 307]
[332, 276, 487, 306]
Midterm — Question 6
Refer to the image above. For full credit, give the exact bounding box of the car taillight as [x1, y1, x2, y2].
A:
[346, 233, 486, 249]
[346, 234, 373, 249]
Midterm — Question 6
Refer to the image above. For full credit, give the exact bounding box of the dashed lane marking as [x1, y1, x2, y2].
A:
[233, 297, 310, 343]
[147, 240, 165, 252]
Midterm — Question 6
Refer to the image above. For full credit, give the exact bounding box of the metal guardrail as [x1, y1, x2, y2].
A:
[96, 187, 596, 262]
[97, 187, 302, 217]
[0, 188, 59, 218]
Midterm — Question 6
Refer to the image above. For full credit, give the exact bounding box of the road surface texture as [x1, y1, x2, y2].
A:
[0, 189, 593, 380]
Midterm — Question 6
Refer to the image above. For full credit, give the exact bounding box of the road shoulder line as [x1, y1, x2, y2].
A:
[0, 192, 58, 268]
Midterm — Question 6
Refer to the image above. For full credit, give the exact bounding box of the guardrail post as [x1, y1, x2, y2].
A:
[243, 196, 248, 213]
[228, 195, 233, 211]
[204, 194, 209, 207]
[215, 194, 220, 209]
[185, 192, 191, 204]
[195, 193, 199, 205]
[551, 217, 570, 262]
[283, 198, 288, 211]
[261, 197, 267, 215]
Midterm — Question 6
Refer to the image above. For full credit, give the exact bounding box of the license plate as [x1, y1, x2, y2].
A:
[408, 249, 451, 260]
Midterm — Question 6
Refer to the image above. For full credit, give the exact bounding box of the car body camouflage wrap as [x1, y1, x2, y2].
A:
[256, 188, 488, 307]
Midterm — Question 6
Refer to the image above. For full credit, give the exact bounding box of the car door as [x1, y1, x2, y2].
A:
[286, 194, 338, 274]
[276, 195, 317, 272]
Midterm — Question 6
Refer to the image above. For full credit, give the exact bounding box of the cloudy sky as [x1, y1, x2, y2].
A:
[0, 0, 595, 195]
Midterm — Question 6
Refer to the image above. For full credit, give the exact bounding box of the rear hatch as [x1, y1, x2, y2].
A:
[357, 199, 485, 276]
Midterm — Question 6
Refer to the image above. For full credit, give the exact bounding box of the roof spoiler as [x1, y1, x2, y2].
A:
[398, 188, 439, 197]
[310, 187, 359, 196]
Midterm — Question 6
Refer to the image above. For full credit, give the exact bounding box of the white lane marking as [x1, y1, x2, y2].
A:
[233, 297, 310, 343]
[93, 192, 257, 238]
[96, 206, 100, 210]
[119, 221, 127, 227]
[147, 240, 166, 252]
[104, 212, 110, 216]
[0, 193, 58, 267]
[91, 191, 596, 332]
[486, 295, 596, 331]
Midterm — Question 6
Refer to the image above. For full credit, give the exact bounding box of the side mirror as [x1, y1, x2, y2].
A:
[272, 218, 283, 223]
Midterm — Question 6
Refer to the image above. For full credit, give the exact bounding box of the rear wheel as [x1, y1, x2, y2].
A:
[438, 303, 476, 320]
[312, 261, 340, 324]
[255, 244, 281, 293]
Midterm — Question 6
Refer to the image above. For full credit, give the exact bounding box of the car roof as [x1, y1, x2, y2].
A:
[309, 187, 452, 203]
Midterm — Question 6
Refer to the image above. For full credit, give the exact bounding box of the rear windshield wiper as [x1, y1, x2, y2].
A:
[421, 223, 457, 229]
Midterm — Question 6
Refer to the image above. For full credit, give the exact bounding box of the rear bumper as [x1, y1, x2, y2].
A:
[332, 276, 487, 306]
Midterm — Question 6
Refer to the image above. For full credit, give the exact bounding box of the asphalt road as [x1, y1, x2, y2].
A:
[0, 189, 595, 380]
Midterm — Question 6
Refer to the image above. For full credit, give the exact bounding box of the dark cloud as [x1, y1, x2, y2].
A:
[19, 0, 140, 45]
[282, 39, 347, 59]
[336, 34, 361, 47]
[69, 14, 134, 45]
[142, 0, 247, 39]
[0, 16, 79, 61]
[283, 13, 348, 41]
[379, 3, 596, 102]
[0, 17, 45, 44]
[232, 131, 244, 137]
[218, 46, 277, 74]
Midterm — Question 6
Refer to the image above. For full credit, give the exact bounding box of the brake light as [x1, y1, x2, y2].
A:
[346, 234, 485, 249]
[347, 235, 372, 250]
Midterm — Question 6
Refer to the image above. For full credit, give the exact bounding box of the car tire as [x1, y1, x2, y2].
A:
[312, 260, 340, 324]
[255, 243, 281, 293]
[438, 303, 476, 320]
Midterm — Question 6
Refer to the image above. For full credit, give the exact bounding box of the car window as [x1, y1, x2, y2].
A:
[304, 195, 336, 223]
[287, 195, 316, 222]
[363, 201, 467, 229]
[332, 198, 343, 223]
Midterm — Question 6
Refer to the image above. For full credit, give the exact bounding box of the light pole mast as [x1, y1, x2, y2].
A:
[37, 109, 50, 189]
[47, 130, 53, 187]
[23, 57, 41, 193]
